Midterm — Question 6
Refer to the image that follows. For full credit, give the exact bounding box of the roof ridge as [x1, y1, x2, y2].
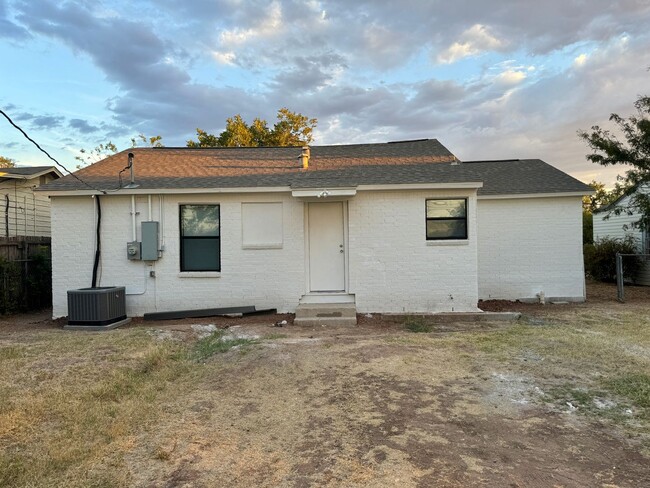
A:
[148, 139, 441, 151]
[462, 159, 521, 163]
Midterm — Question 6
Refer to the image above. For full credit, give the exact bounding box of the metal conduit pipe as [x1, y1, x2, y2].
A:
[131, 195, 137, 242]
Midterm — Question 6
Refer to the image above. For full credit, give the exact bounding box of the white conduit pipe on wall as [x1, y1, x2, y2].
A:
[159, 195, 165, 252]
[148, 194, 152, 221]
[131, 195, 137, 242]
[126, 194, 147, 295]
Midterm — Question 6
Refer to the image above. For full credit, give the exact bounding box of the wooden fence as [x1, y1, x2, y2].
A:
[0, 236, 52, 314]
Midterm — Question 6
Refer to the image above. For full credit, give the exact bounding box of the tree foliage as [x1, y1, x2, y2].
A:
[187, 108, 317, 148]
[0, 156, 15, 168]
[582, 180, 626, 213]
[582, 181, 625, 244]
[131, 133, 164, 148]
[579, 95, 650, 229]
[75, 134, 163, 168]
[75, 141, 118, 168]
[584, 236, 641, 282]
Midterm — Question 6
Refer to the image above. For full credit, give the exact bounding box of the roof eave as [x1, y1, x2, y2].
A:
[43, 181, 485, 197]
[0, 167, 64, 180]
[478, 191, 593, 200]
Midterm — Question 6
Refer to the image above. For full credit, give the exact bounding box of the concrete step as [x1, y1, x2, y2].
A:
[294, 303, 357, 326]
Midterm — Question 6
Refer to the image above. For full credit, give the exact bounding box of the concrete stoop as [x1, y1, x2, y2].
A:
[294, 303, 358, 326]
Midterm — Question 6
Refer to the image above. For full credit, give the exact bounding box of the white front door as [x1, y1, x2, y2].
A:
[308, 202, 345, 292]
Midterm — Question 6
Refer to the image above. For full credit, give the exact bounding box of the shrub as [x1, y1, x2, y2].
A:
[584, 236, 641, 282]
[0, 257, 22, 314]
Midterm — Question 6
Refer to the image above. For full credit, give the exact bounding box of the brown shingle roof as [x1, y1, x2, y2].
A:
[39, 139, 590, 196]
[42, 139, 457, 191]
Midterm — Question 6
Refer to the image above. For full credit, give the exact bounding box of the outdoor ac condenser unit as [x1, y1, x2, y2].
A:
[67, 286, 127, 326]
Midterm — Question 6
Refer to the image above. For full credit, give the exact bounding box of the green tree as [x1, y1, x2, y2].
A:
[216, 115, 257, 147]
[131, 133, 164, 148]
[0, 156, 15, 168]
[579, 95, 650, 229]
[186, 128, 220, 148]
[582, 180, 627, 244]
[268, 108, 317, 147]
[76, 134, 163, 168]
[186, 108, 317, 148]
[75, 141, 118, 168]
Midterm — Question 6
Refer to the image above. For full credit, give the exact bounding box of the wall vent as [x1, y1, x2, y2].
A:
[67, 286, 126, 326]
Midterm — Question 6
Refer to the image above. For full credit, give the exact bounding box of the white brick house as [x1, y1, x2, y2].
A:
[41, 140, 590, 318]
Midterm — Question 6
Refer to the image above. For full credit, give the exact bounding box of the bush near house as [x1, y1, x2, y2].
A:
[0, 247, 51, 314]
[584, 236, 640, 282]
[0, 257, 22, 314]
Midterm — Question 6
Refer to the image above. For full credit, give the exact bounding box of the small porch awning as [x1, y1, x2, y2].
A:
[291, 187, 358, 198]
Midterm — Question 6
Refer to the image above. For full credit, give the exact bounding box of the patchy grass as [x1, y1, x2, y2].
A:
[0, 331, 194, 488]
[1, 301, 650, 486]
[465, 308, 650, 438]
[403, 317, 433, 333]
[264, 333, 288, 340]
[191, 330, 257, 361]
[605, 374, 650, 413]
[0, 345, 27, 360]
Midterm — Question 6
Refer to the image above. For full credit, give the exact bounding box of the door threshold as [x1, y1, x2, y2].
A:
[300, 292, 355, 304]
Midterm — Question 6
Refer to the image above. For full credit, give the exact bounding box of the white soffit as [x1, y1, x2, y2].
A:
[291, 188, 357, 198]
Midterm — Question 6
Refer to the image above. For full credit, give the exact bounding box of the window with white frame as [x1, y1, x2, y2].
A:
[425, 199, 468, 240]
[180, 204, 220, 271]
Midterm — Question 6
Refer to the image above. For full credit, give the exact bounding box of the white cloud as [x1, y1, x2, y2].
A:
[574, 53, 588, 67]
[437, 24, 505, 64]
[217, 1, 283, 47]
[212, 51, 236, 65]
[495, 69, 527, 85]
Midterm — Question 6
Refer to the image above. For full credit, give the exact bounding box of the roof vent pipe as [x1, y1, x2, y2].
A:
[124, 152, 140, 189]
[301, 146, 310, 169]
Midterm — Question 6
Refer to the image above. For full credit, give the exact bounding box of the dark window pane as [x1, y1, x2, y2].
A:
[426, 220, 466, 239]
[426, 199, 466, 218]
[182, 238, 220, 271]
[181, 205, 220, 237]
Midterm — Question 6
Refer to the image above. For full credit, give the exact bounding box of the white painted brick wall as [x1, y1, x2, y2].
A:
[349, 190, 479, 313]
[477, 196, 585, 301]
[54, 190, 583, 316]
[51, 193, 306, 318]
[51, 189, 481, 317]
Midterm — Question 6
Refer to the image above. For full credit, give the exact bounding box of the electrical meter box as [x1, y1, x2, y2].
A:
[127, 241, 141, 260]
[141, 221, 159, 261]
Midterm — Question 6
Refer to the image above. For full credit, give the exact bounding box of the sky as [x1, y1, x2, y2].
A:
[1, 0, 649, 185]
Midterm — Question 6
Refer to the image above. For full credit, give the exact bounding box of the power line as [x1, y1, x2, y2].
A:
[0, 108, 107, 194]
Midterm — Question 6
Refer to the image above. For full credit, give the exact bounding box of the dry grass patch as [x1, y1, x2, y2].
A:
[465, 308, 650, 442]
[1, 300, 650, 486]
[0, 329, 196, 487]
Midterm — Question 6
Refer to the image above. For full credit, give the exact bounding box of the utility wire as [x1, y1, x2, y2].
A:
[0, 108, 107, 194]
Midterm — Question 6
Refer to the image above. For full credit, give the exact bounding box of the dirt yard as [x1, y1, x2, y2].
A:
[1, 281, 649, 487]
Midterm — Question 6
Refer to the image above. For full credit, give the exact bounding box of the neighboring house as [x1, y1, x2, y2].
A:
[0, 166, 62, 238]
[593, 189, 650, 285]
[40, 139, 590, 319]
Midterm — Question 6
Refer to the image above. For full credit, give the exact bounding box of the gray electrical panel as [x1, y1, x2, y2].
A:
[141, 221, 159, 261]
[127, 241, 141, 260]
